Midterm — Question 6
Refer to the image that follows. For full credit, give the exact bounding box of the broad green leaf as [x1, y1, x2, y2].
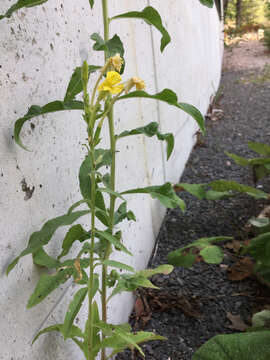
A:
[200, 245, 224, 264]
[107, 35, 125, 58]
[192, 331, 270, 360]
[0, 0, 48, 20]
[209, 180, 268, 199]
[114, 202, 136, 225]
[32, 323, 84, 344]
[33, 248, 60, 268]
[122, 182, 186, 211]
[102, 260, 135, 273]
[168, 249, 196, 268]
[248, 233, 270, 266]
[91, 34, 124, 70]
[253, 164, 270, 183]
[117, 122, 174, 160]
[199, 0, 214, 8]
[252, 310, 270, 329]
[111, 6, 171, 52]
[254, 263, 270, 283]
[64, 65, 100, 102]
[58, 224, 90, 259]
[96, 230, 132, 256]
[14, 100, 84, 150]
[79, 154, 108, 225]
[62, 287, 88, 339]
[117, 89, 205, 134]
[27, 267, 74, 308]
[137, 264, 173, 277]
[6, 210, 90, 275]
[248, 142, 270, 156]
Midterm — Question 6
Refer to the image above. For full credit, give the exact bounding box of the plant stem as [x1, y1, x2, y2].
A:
[101, 1, 116, 360]
[87, 154, 96, 359]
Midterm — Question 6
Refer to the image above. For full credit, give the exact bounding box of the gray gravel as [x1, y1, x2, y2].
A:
[116, 68, 270, 359]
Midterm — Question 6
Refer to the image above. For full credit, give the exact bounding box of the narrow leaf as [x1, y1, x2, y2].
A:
[64, 65, 100, 102]
[58, 224, 90, 259]
[117, 122, 174, 160]
[96, 230, 132, 256]
[248, 141, 270, 156]
[117, 89, 205, 134]
[6, 210, 90, 275]
[33, 248, 60, 268]
[62, 287, 88, 339]
[27, 267, 74, 308]
[14, 100, 84, 150]
[89, 0, 94, 9]
[122, 183, 186, 211]
[111, 6, 171, 52]
[138, 264, 173, 277]
[32, 323, 84, 344]
[199, 0, 214, 8]
[0, 0, 48, 20]
[209, 180, 268, 199]
[102, 260, 135, 273]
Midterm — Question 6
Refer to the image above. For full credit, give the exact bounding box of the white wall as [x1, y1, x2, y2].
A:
[0, 0, 223, 358]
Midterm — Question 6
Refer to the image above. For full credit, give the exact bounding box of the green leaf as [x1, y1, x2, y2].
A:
[168, 249, 196, 268]
[0, 0, 48, 20]
[248, 232, 270, 266]
[98, 187, 124, 200]
[252, 310, 270, 329]
[14, 100, 84, 150]
[200, 246, 224, 264]
[249, 217, 270, 229]
[111, 6, 171, 52]
[102, 260, 135, 273]
[89, 0, 94, 9]
[117, 89, 205, 134]
[6, 210, 90, 275]
[64, 65, 100, 102]
[96, 230, 132, 256]
[192, 331, 270, 360]
[209, 180, 268, 199]
[137, 264, 173, 277]
[107, 35, 125, 58]
[95, 329, 165, 356]
[91, 33, 106, 51]
[33, 248, 60, 268]
[117, 122, 174, 160]
[79, 154, 108, 226]
[177, 183, 207, 200]
[122, 182, 186, 211]
[248, 142, 270, 156]
[62, 287, 88, 339]
[199, 0, 214, 8]
[27, 267, 74, 308]
[58, 224, 90, 259]
[90, 34, 125, 71]
[114, 202, 136, 225]
[32, 323, 84, 344]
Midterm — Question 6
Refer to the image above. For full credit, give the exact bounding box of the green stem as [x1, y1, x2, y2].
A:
[101, 1, 114, 360]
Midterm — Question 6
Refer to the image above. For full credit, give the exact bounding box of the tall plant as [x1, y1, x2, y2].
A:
[1, 0, 213, 358]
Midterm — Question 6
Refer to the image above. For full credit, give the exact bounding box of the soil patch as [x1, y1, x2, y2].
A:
[116, 41, 270, 360]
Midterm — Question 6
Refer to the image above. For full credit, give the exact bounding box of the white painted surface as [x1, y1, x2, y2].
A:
[0, 0, 223, 358]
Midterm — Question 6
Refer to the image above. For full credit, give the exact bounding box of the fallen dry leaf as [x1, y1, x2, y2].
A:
[227, 257, 254, 281]
[226, 312, 249, 331]
[225, 240, 242, 252]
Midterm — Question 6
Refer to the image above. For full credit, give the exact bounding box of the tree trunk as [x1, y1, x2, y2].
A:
[236, 0, 242, 29]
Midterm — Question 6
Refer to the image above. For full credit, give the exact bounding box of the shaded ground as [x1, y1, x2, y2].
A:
[117, 41, 270, 360]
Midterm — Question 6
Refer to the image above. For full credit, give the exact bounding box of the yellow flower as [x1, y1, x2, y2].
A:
[132, 77, 145, 90]
[111, 53, 124, 73]
[98, 71, 124, 95]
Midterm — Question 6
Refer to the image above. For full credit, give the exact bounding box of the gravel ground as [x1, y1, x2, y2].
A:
[117, 46, 270, 360]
